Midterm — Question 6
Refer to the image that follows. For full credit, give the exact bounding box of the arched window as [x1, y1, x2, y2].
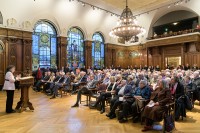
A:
[92, 32, 105, 68]
[32, 21, 57, 70]
[67, 27, 84, 68]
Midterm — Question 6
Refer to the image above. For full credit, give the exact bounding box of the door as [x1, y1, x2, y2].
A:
[165, 56, 181, 68]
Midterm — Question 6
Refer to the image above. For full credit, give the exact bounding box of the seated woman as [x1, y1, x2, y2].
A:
[142, 79, 171, 132]
[170, 76, 184, 100]
[92, 76, 117, 114]
[184, 76, 193, 98]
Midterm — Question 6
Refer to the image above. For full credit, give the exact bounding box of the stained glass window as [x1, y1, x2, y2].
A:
[92, 33, 105, 68]
[67, 27, 84, 68]
[32, 21, 57, 70]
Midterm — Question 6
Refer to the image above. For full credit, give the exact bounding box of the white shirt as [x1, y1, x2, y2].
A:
[3, 71, 16, 90]
[118, 85, 126, 95]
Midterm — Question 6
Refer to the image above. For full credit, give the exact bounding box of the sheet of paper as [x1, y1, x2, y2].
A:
[119, 97, 124, 101]
[147, 100, 155, 107]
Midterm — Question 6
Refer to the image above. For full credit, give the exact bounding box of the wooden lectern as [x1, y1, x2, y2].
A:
[15, 77, 34, 113]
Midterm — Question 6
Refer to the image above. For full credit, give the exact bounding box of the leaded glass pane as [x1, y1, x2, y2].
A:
[67, 27, 84, 68]
[92, 33, 105, 68]
[32, 21, 57, 70]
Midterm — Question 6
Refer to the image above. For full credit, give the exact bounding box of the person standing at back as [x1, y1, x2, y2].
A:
[3, 65, 20, 113]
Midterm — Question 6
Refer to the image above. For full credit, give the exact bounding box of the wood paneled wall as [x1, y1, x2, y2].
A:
[105, 43, 146, 68]
[0, 27, 32, 87]
[1, 27, 200, 87]
[147, 42, 200, 69]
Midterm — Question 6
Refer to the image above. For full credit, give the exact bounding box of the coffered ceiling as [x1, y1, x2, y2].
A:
[99, 0, 172, 11]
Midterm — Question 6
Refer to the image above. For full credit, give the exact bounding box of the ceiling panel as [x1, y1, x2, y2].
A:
[99, 0, 171, 11]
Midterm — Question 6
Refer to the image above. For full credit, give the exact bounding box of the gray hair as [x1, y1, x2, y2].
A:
[139, 80, 147, 86]
[194, 71, 199, 78]
[162, 79, 168, 89]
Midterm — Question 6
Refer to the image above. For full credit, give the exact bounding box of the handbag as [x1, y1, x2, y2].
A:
[89, 101, 102, 111]
[164, 112, 175, 132]
[184, 95, 193, 110]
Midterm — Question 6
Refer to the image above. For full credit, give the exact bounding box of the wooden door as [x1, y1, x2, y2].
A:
[0, 40, 5, 88]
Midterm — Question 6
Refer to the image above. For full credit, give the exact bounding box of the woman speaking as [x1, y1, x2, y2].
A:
[3, 65, 20, 113]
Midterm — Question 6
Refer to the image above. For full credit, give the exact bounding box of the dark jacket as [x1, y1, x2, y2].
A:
[78, 75, 87, 83]
[53, 76, 61, 82]
[133, 85, 151, 100]
[58, 77, 66, 83]
[143, 88, 172, 121]
[174, 82, 184, 99]
[115, 85, 132, 96]
[42, 75, 50, 81]
[87, 80, 98, 89]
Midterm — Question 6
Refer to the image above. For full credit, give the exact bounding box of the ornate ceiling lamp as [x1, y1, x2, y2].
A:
[109, 0, 146, 42]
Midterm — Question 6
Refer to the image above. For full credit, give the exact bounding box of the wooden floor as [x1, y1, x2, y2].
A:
[0, 90, 200, 133]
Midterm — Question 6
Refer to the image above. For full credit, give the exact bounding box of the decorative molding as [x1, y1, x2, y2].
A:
[23, 39, 32, 45]
[22, 21, 32, 30]
[146, 33, 200, 47]
[7, 18, 17, 27]
[8, 37, 19, 43]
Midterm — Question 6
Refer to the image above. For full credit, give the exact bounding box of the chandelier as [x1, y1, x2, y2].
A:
[109, 0, 146, 42]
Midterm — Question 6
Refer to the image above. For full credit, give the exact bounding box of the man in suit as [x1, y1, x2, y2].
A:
[192, 64, 199, 71]
[71, 75, 98, 107]
[71, 71, 87, 94]
[34, 71, 51, 92]
[192, 71, 200, 101]
[184, 64, 190, 71]
[46, 71, 61, 94]
[106, 80, 133, 119]
[50, 72, 68, 99]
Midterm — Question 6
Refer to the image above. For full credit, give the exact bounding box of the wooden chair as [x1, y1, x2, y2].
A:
[59, 83, 71, 98]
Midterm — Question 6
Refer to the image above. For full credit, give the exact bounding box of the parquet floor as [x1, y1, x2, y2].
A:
[0, 89, 200, 133]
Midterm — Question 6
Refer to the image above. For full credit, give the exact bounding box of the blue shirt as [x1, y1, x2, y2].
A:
[132, 86, 151, 100]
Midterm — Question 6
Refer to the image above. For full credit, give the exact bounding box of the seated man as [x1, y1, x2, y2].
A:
[192, 71, 200, 101]
[34, 71, 51, 92]
[50, 72, 66, 99]
[71, 71, 87, 94]
[106, 80, 133, 119]
[46, 72, 61, 93]
[43, 72, 55, 92]
[71, 75, 98, 107]
[119, 80, 151, 123]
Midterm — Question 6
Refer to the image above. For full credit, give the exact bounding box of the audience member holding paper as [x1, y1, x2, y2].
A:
[118, 80, 151, 123]
[142, 79, 172, 132]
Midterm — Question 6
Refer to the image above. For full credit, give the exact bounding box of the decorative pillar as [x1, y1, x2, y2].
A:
[57, 36, 67, 69]
[22, 39, 32, 74]
[181, 43, 186, 65]
[161, 47, 165, 69]
[84, 40, 92, 69]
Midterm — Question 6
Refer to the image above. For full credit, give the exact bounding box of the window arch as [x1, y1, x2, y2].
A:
[32, 20, 57, 70]
[67, 27, 85, 68]
[92, 32, 105, 68]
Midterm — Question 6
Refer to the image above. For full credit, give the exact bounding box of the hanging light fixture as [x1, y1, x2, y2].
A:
[109, 0, 146, 42]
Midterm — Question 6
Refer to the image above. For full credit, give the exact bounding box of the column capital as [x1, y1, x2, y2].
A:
[57, 36, 67, 46]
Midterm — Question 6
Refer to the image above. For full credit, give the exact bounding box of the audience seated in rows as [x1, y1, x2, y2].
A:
[32, 65, 200, 132]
